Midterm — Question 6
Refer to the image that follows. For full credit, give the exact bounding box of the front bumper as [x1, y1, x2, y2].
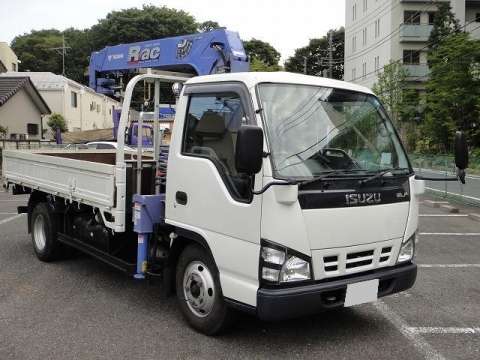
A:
[257, 262, 416, 321]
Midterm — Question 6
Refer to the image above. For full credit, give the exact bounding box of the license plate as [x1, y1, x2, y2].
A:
[344, 279, 379, 307]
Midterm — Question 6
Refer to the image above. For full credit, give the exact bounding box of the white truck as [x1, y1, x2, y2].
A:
[2, 72, 469, 335]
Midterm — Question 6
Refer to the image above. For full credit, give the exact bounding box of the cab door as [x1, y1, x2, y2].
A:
[165, 82, 263, 306]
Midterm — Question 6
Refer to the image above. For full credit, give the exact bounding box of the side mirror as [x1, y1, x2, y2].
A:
[235, 125, 264, 175]
[454, 131, 468, 184]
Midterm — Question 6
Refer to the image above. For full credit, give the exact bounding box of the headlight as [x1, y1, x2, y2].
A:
[260, 240, 312, 285]
[397, 233, 416, 263]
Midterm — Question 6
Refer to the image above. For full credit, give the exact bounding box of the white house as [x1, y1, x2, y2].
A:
[0, 72, 121, 132]
[0, 42, 19, 73]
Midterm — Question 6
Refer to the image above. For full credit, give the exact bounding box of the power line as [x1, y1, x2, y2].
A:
[346, 0, 400, 35]
[49, 34, 71, 76]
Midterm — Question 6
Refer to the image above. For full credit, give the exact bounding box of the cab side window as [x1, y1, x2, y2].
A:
[182, 93, 252, 202]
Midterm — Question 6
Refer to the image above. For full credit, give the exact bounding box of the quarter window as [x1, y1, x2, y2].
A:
[182, 93, 252, 201]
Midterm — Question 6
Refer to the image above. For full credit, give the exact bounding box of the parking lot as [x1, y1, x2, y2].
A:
[0, 190, 479, 360]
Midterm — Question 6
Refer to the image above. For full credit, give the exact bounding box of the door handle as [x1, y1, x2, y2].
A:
[176, 191, 188, 205]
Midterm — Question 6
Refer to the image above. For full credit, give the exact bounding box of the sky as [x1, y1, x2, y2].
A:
[0, 0, 345, 63]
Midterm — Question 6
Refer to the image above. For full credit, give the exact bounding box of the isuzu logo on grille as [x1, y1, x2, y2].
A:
[345, 193, 381, 206]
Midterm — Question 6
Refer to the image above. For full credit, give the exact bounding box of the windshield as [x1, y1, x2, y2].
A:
[257, 83, 410, 179]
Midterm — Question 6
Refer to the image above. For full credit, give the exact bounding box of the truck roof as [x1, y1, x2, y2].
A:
[186, 71, 374, 96]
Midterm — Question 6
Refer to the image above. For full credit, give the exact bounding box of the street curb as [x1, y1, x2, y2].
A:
[469, 213, 480, 222]
[440, 204, 460, 214]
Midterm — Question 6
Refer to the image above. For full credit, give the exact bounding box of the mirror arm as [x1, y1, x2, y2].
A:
[253, 181, 296, 195]
[414, 175, 458, 182]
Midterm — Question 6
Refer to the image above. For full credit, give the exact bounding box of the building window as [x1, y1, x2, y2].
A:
[374, 56, 380, 73]
[363, 28, 367, 46]
[27, 123, 39, 135]
[71, 91, 78, 108]
[404, 11, 420, 25]
[362, 62, 367, 78]
[363, 0, 368, 12]
[428, 12, 436, 25]
[352, 68, 357, 81]
[352, 36, 357, 52]
[403, 50, 420, 65]
[375, 19, 380, 38]
[12, 63, 16, 71]
[353, 3, 357, 21]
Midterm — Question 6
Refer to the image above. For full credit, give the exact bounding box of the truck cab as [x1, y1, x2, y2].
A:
[164, 72, 421, 326]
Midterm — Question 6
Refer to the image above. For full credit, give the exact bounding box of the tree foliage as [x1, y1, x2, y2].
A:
[372, 61, 417, 140]
[243, 39, 281, 67]
[0, 125, 7, 138]
[424, 32, 480, 150]
[47, 113, 67, 133]
[284, 28, 344, 80]
[198, 20, 221, 32]
[428, 2, 460, 53]
[11, 29, 64, 74]
[89, 5, 198, 49]
[249, 57, 282, 72]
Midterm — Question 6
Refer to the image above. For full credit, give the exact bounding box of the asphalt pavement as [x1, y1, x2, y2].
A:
[0, 190, 479, 360]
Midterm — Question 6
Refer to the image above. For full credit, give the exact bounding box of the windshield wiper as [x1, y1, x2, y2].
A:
[298, 169, 367, 187]
[358, 168, 410, 185]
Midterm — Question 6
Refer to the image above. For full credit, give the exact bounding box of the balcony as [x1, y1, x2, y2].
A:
[399, 24, 433, 42]
[403, 64, 430, 81]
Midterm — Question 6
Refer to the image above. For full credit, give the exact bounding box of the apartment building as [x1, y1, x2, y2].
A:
[0, 72, 120, 133]
[345, 0, 480, 90]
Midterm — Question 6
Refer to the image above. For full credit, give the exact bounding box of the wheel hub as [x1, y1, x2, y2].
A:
[33, 214, 47, 251]
[183, 261, 215, 318]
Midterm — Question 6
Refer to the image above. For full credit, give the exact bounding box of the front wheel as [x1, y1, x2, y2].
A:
[175, 244, 233, 335]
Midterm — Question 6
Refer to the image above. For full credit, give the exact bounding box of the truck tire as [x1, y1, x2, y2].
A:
[30, 202, 63, 262]
[176, 244, 234, 335]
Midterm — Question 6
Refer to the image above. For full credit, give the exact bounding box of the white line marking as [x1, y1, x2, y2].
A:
[0, 214, 24, 226]
[0, 212, 17, 215]
[425, 187, 480, 202]
[419, 264, 480, 268]
[408, 327, 480, 334]
[419, 214, 468, 217]
[419, 232, 480, 236]
[374, 301, 446, 360]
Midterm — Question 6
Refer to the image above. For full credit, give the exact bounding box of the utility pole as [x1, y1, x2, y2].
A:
[303, 56, 308, 75]
[49, 35, 71, 76]
[328, 31, 334, 78]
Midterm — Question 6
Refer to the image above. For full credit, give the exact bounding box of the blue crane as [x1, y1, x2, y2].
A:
[88, 29, 250, 96]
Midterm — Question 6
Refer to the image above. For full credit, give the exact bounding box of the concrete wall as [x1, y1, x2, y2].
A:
[0, 89, 42, 139]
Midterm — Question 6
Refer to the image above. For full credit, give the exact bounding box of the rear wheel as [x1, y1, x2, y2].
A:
[31, 202, 64, 262]
[176, 244, 233, 335]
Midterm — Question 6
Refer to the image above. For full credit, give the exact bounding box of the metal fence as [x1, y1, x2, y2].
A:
[411, 154, 480, 207]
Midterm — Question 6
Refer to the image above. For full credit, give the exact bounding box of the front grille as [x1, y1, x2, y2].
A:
[320, 242, 397, 278]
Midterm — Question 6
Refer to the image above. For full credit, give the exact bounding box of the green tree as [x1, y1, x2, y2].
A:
[63, 28, 94, 84]
[429, 2, 460, 53]
[47, 113, 68, 134]
[0, 125, 7, 138]
[89, 5, 198, 50]
[198, 20, 221, 32]
[372, 61, 416, 127]
[284, 28, 344, 80]
[11, 29, 64, 74]
[249, 57, 282, 72]
[243, 39, 281, 67]
[424, 32, 480, 150]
